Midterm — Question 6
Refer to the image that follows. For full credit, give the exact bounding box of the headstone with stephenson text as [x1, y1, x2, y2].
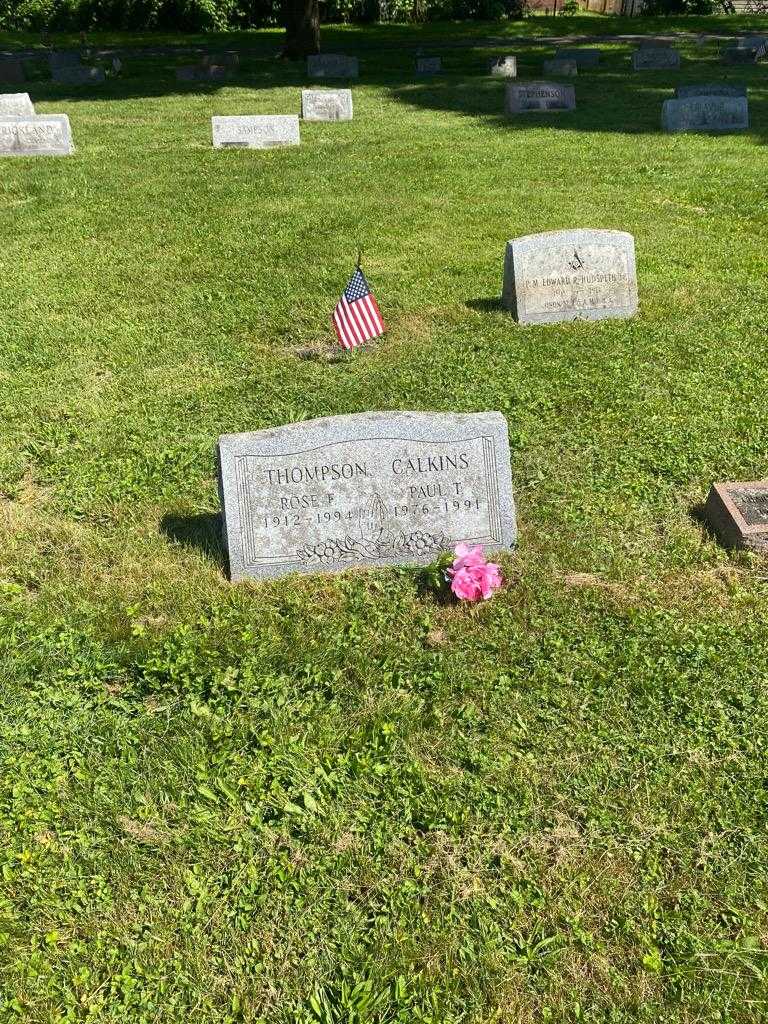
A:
[542, 59, 577, 76]
[553, 48, 600, 69]
[211, 115, 300, 149]
[489, 56, 517, 77]
[675, 83, 746, 99]
[0, 114, 73, 156]
[505, 81, 575, 114]
[0, 92, 34, 116]
[301, 89, 353, 121]
[501, 228, 638, 325]
[218, 412, 517, 581]
[661, 95, 748, 133]
[307, 54, 359, 79]
[632, 47, 681, 70]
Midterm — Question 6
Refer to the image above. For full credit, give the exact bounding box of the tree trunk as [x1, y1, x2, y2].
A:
[282, 0, 320, 60]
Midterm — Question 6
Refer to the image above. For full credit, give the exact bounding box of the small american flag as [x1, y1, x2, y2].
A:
[332, 264, 386, 350]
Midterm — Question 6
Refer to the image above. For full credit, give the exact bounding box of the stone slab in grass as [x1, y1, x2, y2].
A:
[48, 50, 82, 70]
[501, 228, 638, 325]
[0, 93, 34, 116]
[203, 51, 239, 68]
[416, 57, 441, 74]
[553, 48, 600, 69]
[721, 47, 758, 65]
[218, 411, 517, 582]
[661, 95, 748, 133]
[177, 64, 227, 82]
[489, 56, 517, 77]
[52, 65, 105, 85]
[632, 47, 681, 70]
[0, 59, 25, 84]
[307, 54, 359, 79]
[704, 481, 768, 552]
[211, 115, 300, 149]
[301, 89, 353, 121]
[505, 81, 575, 114]
[675, 83, 747, 99]
[0, 114, 73, 156]
[542, 59, 577, 76]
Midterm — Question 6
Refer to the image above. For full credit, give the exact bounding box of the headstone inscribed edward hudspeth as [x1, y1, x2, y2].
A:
[218, 412, 516, 581]
[661, 96, 748, 133]
[0, 92, 34, 116]
[489, 56, 517, 77]
[307, 54, 359, 79]
[501, 229, 637, 325]
[301, 89, 353, 121]
[505, 81, 575, 114]
[211, 115, 300, 149]
[0, 114, 73, 156]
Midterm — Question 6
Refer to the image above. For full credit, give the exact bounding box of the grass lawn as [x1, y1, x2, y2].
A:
[2, 17, 768, 1023]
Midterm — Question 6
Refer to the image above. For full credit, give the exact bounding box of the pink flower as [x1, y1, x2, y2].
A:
[446, 543, 503, 602]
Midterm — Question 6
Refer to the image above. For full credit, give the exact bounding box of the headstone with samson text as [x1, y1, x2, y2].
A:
[211, 115, 300, 149]
[505, 81, 575, 114]
[301, 89, 353, 121]
[416, 57, 441, 74]
[501, 228, 638, 325]
[553, 48, 600, 69]
[661, 95, 748, 133]
[218, 412, 517, 581]
[704, 480, 768, 552]
[632, 47, 681, 70]
[0, 114, 73, 156]
[675, 83, 747, 99]
[542, 59, 577, 76]
[52, 65, 105, 85]
[489, 56, 517, 77]
[0, 59, 25, 84]
[307, 54, 359, 79]
[0, 92, 34, 116]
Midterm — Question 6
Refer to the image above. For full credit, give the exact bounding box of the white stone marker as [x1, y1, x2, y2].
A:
[301, 89, 353, 122]
[0, 93, 34, 116]
[211, 115, 300, 149]
[0, 114, 73, 156]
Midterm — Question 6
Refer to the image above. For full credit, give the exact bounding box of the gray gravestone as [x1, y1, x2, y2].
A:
[301, 89, 353, 121]
[218, 411, 517, 581]
[0, 59, 25, 84]
[204, 51, 239, 68]
[553, 48, 600, 69]
[48, 51, 82, 71]
[505, 81, 575, 114]
[212, 115, 300, 149]
[177, 64, 226, 82]
[721, 47, 757, 65]
[704, 481, 768, 552]
[661, 95, 748, 133]
[501, 229, 638, 325]
[542, 59, 577, 76]
[416, 57, 441, 75]
[0, 92, 34, 116]
[0, 114, 73, 156]
[307, 54, 359, 79]
[52, 65, 105, 85]
[675, 83, 746, 99]
[489, 56, 517, 77]
[632, 47, 681, 70]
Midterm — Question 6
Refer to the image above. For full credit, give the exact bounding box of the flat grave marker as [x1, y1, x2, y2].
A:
[661, 95, 748, 133]
[52, 65, 105, 85]
[0, 59, 25, 84]
[704, 481, 768, 552]
[0, 113, 73, 156]
[489, 56, 517, 77]
[675, 83, 747, 98]
[501, 228, 638, 325]
[301, 88, 353, 121]
[505, 81, 575, 114]
[177, 64, 226, 82]
[307, 54, 359, 79]
[211, 114, 300, 149]
[0, 92, 34, 116]
[218, 411, 517, 581]
[632, 47, 681, 70]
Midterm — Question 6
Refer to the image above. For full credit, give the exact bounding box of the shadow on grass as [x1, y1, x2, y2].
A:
[160, 510, 227, 570]
[466, 297, 502, 313]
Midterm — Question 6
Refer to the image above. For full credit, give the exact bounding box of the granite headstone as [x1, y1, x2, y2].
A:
[632, 47, 681, 70]
[307, 54, 359, 79]
[211, 114, 300, 149]
[218, 411, 517, 581]
[489, 56, 517, 77]
[542, 59, 577, 76]
[553, 48, 600, 69]
[661, 95, 748, 133]
[416, 57, 441, 74]
[301, 88, 353, 121]
[501, 228, 638, 325]
[505, 81, 575, 114]
[177, 64, 226, 82]
[704, 481, 768, 552]
[0, 114, 73, 156]
[0, 92, 34, 116]
[52, 65, 105, 85]
[675, 83, 747, 99]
